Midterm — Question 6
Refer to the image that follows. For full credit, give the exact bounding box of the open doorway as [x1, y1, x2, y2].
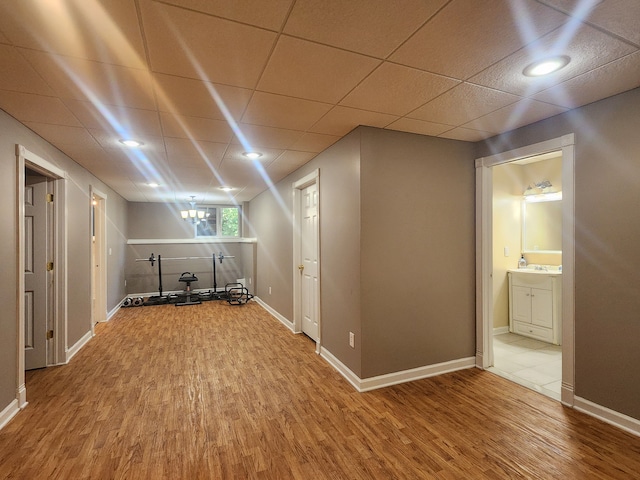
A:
[475, 134, 575, 407]
[91, 187, 107, 327]
[16, 145, 67, 408]
[489, 153, 563, 400]
[292, 169, 321, 353]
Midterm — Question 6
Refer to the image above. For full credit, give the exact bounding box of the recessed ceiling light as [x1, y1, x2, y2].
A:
[242, 151, 262, 159]
[220, 186, 234, 191]
[523, 56, 570, 77]
[119, 139, 144, 147]
[147, 182, 160, 188]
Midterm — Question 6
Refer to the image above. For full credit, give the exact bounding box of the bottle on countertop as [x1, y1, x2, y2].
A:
[518, 254, 527, 269]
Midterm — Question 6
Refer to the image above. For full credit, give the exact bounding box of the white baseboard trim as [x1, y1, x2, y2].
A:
[321, 348, 476, 392]
[574, 396, 640, 437]
[65, 329, 93, 363]
[253, 297, 295, 333]
[493, 326, 509, 335]
[106, 298, 127, 321]
[0, 399, 20, 431]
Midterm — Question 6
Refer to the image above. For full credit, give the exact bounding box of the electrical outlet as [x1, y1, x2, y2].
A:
[124, 280, 127, 287]
[504, 246, 510, 257]
[268, 286, 272, 295]
[349, 332, 355, 348]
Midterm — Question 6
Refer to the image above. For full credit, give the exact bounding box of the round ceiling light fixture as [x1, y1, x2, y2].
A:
[119, 138, 144, 147]
[220, 186, 234, 192]
[523, 55, 570, 77]
[242, 151, 263, 159]
[147, 182, 160, 188]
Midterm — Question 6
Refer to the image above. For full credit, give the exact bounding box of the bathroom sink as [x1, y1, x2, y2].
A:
[509, 267, 561, 275]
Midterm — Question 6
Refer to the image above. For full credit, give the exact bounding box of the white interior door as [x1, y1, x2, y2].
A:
[24, 172, 49, 370]
[91, 190, 107, 324]
[301, 183, 319, 341]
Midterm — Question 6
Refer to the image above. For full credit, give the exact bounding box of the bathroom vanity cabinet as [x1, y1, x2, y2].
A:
[508, 270, 562, 345]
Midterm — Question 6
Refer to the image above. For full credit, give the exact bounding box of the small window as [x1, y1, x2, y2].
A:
[196, 206, 240, 237]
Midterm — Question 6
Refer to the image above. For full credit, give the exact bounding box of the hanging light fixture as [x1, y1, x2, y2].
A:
[180, 196, 206, 224]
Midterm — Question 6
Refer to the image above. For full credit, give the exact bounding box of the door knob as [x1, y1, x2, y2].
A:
[298, 264, 304, 271]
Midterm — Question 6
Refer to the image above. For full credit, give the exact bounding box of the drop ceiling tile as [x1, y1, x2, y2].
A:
[159, 0, 293, 30]
[409, 83, 521, 125]
[231, 124, 303, 150]
[266, 151, 316, 179]
[290, 132, 341, 153]
[340, 62, 459, 116]
[533, 51, 640, 108]
[216, 163, 268, 186]
[0, 91, 81, 126]
[590, 0, 640, 45]
[438, 127, 495, 142]
[169, 166, 218, 184]
[153, 73, 252, 120]
[230, 186, 266, 202]
[23, 122, 101, 148]
[140, 0, 276, 88]
[21, 49, 156, 110]
[385, 118, 452, 137]
[0, 0, 146, 68]
[284, 0, 446, 58]
[241, 92, 332, 131]
[546, 0, 640, 45]
[468, 24, 637, 97]
[164, 137, 228, 166]
[0, 45, 54, 95]
[160, 112, 234, 143]
[257, 36, 380, 103]
[308, 105, 397, 136]
[390, 0, 568, 79]
[65, 100, 162, 136]
[462, 99, 569, 134]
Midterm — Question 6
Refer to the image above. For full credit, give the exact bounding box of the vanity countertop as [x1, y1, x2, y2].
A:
[508, 267, 562, 275]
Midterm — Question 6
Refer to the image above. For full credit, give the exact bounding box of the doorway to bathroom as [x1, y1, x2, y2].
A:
[489, 153, 563, 400]
[475, 135, 575, 406]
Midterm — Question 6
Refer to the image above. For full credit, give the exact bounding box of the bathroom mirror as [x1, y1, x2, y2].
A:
[522, 196, 562, 253]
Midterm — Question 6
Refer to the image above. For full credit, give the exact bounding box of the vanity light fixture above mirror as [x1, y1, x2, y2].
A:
[524, 191, 562, 203]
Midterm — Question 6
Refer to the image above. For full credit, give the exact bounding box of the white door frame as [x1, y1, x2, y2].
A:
[475, 134, 575, 407]
[16, 145, 67, 408]
[292, 169, 321, 353]
[90, 186, 108, 329]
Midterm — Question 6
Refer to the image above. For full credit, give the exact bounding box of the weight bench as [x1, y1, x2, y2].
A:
[175, 272, 201, 306]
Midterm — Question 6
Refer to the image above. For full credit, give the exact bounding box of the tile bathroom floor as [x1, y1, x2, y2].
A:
[489, 332, 562, 401]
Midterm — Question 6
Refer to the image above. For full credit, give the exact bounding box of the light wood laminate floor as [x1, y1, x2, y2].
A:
[1, 301, 639, 479]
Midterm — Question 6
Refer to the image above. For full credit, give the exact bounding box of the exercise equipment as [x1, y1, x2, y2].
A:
[121, 296, 145, 308]
[133, 252, 251, 306]
[225, 282, 253, 305]
[175, 272, 201, 306]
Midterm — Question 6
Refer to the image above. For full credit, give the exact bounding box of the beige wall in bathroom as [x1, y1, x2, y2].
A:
[492, 157, 563, 329]
[492, 163, 524, 329]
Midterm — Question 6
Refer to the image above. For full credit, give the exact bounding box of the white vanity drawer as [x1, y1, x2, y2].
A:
[509, 272, 554, 290]
[513, 321, 553, 343]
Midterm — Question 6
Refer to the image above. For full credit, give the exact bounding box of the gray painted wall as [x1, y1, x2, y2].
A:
[126, 202, 255, 296]
[359, 128, 476, 377]
[0, 109, 128, 414]
[249, 127, 476, 379]
[477, 87, 640, 420]
[249, 130, 363, 374]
